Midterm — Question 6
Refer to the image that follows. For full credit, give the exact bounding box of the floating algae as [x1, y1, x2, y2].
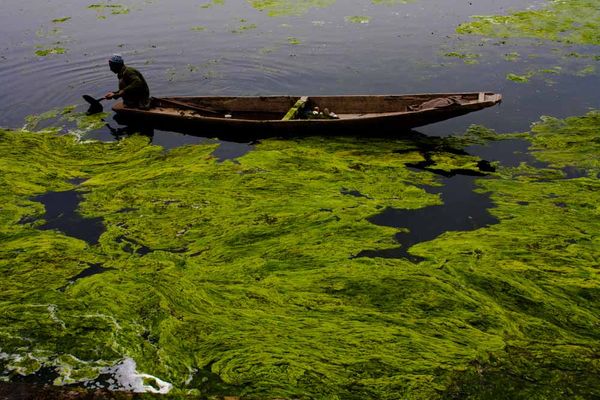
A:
[506, 72, 534, 83]
[247, 0, 414, 16]
[231, 21, 258, 34]
[32, 22, 70, 58]
[503, 52, 520, 62]
[356, 141, 498, 261]
[1, 109, 599, 398]
[345, 16, 371, 24]
[505, 66, 563, 83]
[455, 0, 600, 81]
[426, 114, 600, 398]
[51, 17, 72, 24]
[357, 175, 498, 262]
[34, 45, 67, 57]
[88, 3, 130, 19]
[457, 0, 600, 46]
[22, 105, 108, 137]
[247, 0, 337, 17]
[22, 106, 77, 130]
[576, 64, 596, 77]
[526, 111, 600, 175]
[443, 51, 480, 65]
[200, 0, 224, 9]
[36, 27, 63, 38]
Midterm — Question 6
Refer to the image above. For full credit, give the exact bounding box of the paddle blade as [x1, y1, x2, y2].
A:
[83, 95, 103, 115]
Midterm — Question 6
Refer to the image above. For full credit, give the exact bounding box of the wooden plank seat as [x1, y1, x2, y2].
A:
[282, 96, 309, 121]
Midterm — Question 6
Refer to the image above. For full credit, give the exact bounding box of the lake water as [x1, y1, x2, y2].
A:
[1, 0, 598, 141]
[2, 0, 596, 255]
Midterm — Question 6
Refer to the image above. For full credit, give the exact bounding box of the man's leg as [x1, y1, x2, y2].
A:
[123, 98, 150, 110]
[139, 98, 151, 110]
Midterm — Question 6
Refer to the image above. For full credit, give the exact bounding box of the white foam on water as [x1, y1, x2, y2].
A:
[101, 357, 173, 394]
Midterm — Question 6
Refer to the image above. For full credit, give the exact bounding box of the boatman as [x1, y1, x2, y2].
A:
[105, 54, 151, 109]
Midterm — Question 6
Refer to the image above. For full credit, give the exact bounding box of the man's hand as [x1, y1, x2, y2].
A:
[105, 91, 122, 100]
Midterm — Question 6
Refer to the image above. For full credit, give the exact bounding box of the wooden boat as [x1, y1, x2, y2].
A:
[112, 92, 501, 138]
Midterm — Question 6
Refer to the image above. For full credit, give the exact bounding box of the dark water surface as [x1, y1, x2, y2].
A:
[358, 174, 498, 262]
[58, 263, 113, 291]
[29, 190, 105, 245]
[358, 138, 540, 261]
[1, 0, 598, 137]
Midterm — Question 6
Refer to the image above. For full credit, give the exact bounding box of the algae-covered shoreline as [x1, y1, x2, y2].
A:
[1, 107, 599, 398]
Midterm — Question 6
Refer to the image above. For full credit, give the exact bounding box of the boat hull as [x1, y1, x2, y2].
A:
[112, 93, 501, 139]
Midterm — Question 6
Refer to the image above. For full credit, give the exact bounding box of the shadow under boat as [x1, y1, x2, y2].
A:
[112, 112, 444, 144]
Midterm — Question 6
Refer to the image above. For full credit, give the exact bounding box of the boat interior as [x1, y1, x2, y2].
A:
[150, 93, 500, 121]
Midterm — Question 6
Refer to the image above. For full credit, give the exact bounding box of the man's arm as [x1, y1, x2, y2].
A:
[105, 68, 145, 99]
[116, 69, 144, 97]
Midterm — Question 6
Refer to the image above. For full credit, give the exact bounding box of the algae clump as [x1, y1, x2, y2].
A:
[88, 3, 130, 19]
[444, 52, 480, 65]
[457, 0, 600, 46]
[506, 72, 533, 83]
[456, 0, 600, 81]
[201, 0, 224, 7]
[346, 16, 371, 24]
[231, 22, 258, 34]
[34, 46, 67, 57]
[1, 108, 599, 398]
[52, 17, 72, 24]
[247, 0, 336, 17]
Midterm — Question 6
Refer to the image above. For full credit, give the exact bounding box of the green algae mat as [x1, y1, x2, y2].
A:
[1, 108, 599, 398]
[457, 0, 600, 46]
[455, 0, 600, 83]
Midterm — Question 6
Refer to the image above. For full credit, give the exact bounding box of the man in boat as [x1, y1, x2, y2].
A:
[105, 54, 150, 110]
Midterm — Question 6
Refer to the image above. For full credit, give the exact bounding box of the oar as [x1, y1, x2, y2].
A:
[155, 97, 223, 116]
[83, 95, 107, 114]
